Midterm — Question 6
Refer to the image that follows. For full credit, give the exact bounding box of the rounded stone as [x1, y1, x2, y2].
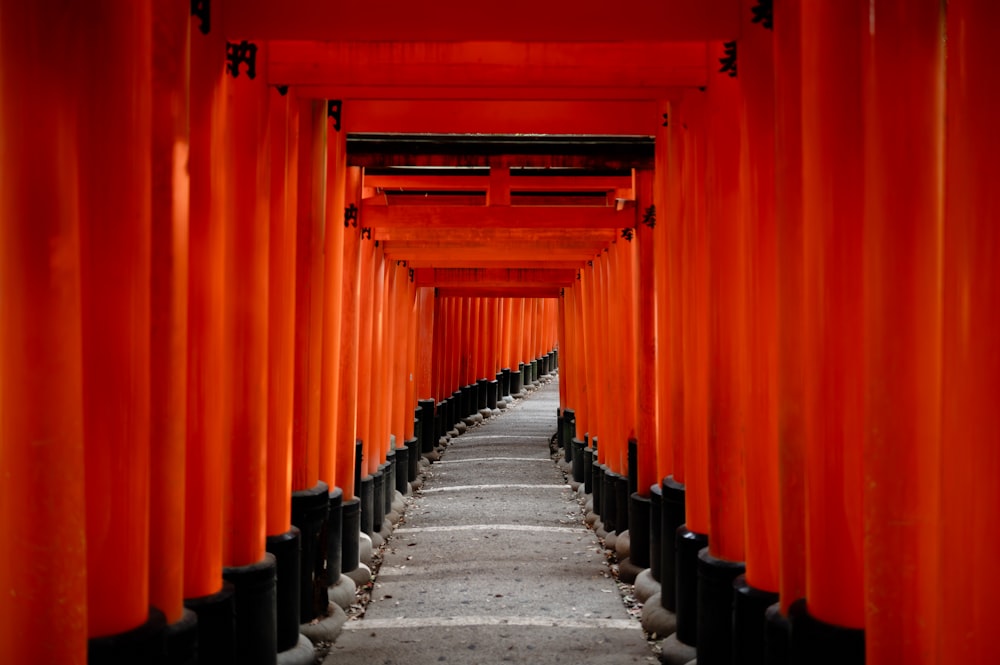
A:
[660, 632, 697, 665]
[327, 575, 356, 610]
[299, 603, 346, 643]
[276, 634, 314, 665]
[344, 562, 372, 587]
[616, 529, 631, 560]
[634, 568, 661, 603]
[359, 532, 373, 564]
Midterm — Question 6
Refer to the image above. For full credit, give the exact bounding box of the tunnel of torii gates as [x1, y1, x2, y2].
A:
[1, 1, 998, 665]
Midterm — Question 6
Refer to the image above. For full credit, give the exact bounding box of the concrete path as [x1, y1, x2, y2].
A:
[327, 379, 657, 665]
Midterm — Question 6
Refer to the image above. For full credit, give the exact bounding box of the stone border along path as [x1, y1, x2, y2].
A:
[322, 377, 661, 665]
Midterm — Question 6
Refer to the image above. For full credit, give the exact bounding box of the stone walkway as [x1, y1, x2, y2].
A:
[326, 379, 658, 665]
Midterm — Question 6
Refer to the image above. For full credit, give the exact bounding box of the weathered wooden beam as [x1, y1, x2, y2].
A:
[436, 286, 562, 299]
[373, 227, 615, 243]
[267, 41, 708, 88]
[225, 0, 739, 42]
[294, 85, 686, 102]
[362, 174, 634, 192]
[382, 245, 604, 262]
[404, 258, 585, 269]
[413, 268, 576, 288]
[361, 204, 633, 229]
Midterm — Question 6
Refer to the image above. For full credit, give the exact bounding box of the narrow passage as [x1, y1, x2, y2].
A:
[328, 379, 657, 664]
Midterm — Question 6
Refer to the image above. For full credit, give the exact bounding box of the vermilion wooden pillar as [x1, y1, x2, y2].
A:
[292, 98, 327, 493]
[653, 102, 675, 488]
[862, 4, 944, 664]
[337, 167, 363, 499]
[0, 6, 88, 662]
[371, 247, 388, 464]
[416, 287, 435, 401]
[799, 1, 866, 656]
[185, 0, 229, 614]
[224, 38, 270, 572]
[150, 0, 191, 630]
[773, 0, 807, 628]
[77, 0, 156, 646]
[635, 170, 657, 498]
[940, 2, 1000, 661]
[319, 117, 347, 493]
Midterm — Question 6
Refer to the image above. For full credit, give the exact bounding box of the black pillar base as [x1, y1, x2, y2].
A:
[353, 440, 363, 506]
[563, 409, 575, 462]
[184, 582, 236, 665]
[733, 575, 780, 665]
[510, 370, 522, 396]
[764, 603, 790, 665]
[341, 497, 361, 573]
[372, 468, 386, 531]
[501, 367, 512, 397]
[615, 474, 630, 535]
[266, 527, 302, 652]
[359, 475, 374, 537]
[382, 456, 394, 518]
[325, 488, 344, 585]
[661, 477, 686, 612]
[788, 599, 865, 665]
[628, 492, 651, 569]
[395, 445, 410, 494]
[477, 378, 489, 410]
[418, 400, 435, 452]
[583, 445, 595, 493]
[223, 555, 277, 665]
[697, 548, 746, 665]
[488, 379, 499, 409]
[571, 438, 585, 483]
[675, 526, 708, 645]
[405, 436, 419, 483]
[164, 608, 198, 665]
[627, 438, 638, 497]
[530, 359, 539, 384]
[291, 481, 330, 622]
[88, 606, 166, 665]
[649, 483, 662, 583]
[602, 468, 618, 534]
[591, 460, 603, 521]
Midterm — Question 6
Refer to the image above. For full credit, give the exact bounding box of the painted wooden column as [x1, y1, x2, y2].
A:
[264, 87, 303, 655]
[729, 7, 782, 665]
[940, 2, 1000, 661]
[337, 167, 364, 576]
[862, 4, 944, 664]
[74, 2, 159, 659]
[184, 8, 235, 661]
[221, 39, 277, 664]
[356, 228, 376, 537]
[150, 0, 191, 646]
[676, 86, 711, 650]
[797, 1, 866, 659]
[772, 2, 807, 654]
[0, 6, 88, 662]
[289, 96, 329, 625]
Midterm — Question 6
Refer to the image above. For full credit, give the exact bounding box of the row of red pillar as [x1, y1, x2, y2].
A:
[0, 4, 558, 663]
[556, 1, 999, 663]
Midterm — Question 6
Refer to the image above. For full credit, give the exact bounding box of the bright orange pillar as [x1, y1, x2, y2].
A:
[292, 98, 327, 492]
[267, 90, 297, 535]
[371, 248, 388, 462]
[0, 6, 88, 661]
[705, 44, 747, 564]
[185, 12, 228, 601]
[336, 168, 363, 498]
[356, 237, 376, 474]
[773, 0, 807, 616]
[939, 2, 1000, 661]
[416, 287, 436, 401]
[801, 0, 866, 631]
[740, 8, 780, 597]
[224, 44, 271, 568]
[862, 4, 944, 663]
[78, 1, 154, 638]
[680, 88, 711, 539]
[635, 171, 657, 497]
[150, 0, 191, 626]
[319, 117, 347, 491]
[653, 101, 676, 487]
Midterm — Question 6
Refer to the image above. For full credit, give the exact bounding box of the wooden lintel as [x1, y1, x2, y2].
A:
[362, 204, 633, 230]
[383, 245, 604, 263]
[363, 174, 635, 193]
[404, 258, 585, 269]
[293, 85, 687, 102]
[373, 227, 614, 243]
[414, 268, 576, 289]
[266, 41, 711, 86]
[436, 286, 562, 299]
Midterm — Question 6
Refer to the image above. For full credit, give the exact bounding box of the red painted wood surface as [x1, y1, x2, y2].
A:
[939, 3, 1000, 662]
[801, 0, 866, 629]
[773, 0, 807, 616]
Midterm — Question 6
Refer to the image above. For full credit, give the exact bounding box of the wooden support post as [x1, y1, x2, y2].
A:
[863, 3, 944, 663]
[357, 228, 376, 476]
[337, 168, 363, 498]
[800, 0, 866, 641]
[939, 2, 1000, 661]
[292, 98, 328, 492]
[635, 171, 657, 498]
[653, 101, 675, 487]
[150, 0, 191, 627]
[773, 0, 807, 620]
[0, 6, 89, 661]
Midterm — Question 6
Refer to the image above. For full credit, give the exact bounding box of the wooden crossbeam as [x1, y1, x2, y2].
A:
[228, 1, 739, 42]
[268, 41, 708, 88]
[413, 268, 576, 288]
[373, 227, 614, 243]
[361, 204, 633, 229]
[295, 85, 686, 102]
[382, 245, 604, 263]
[363, 174, 634, 192]
[435, 286, 562, 299]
